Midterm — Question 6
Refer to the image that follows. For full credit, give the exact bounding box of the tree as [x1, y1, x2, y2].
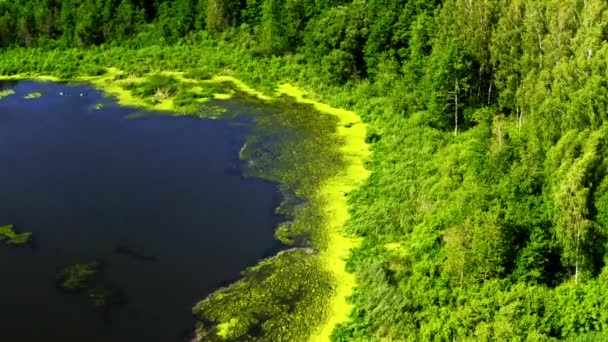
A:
[74, 0, 103, 46]
[551, 129, 607, 283]
[206, 0, 229, 33]
[423, 42, 471, 132]
[115, 0, 137, 41]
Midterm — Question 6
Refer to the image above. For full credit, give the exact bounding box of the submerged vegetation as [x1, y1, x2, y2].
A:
[56, 261, 127, 315]
[56, 262, 100, 292]
[4, 0, 608, 340]
[0, 224, 32, 245]
[86, 286, 127, 310]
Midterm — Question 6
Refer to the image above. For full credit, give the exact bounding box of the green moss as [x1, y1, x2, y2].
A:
[0, 89, 15, 99]
[23, 91, 42, 99]
[56, 262, 100, 292]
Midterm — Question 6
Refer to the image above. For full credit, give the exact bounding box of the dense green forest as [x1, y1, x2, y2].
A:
[3, 0, 608, 340]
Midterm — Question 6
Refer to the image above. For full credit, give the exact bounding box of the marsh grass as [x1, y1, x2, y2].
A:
[122, 74, 180, 98]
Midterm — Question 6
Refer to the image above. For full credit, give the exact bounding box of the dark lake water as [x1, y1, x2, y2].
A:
[0, 81, 285, 342]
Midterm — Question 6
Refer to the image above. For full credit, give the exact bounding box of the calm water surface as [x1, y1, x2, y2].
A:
[0, 81, 284, 342]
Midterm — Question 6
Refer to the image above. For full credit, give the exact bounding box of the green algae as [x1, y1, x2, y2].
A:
[0, 89, 15, 99]
[56, 262, 100, 292]
[274, 222, 295, 245]
[0, 224, 33, 245]
[194, 249, 330, 342]
[23, 91, 42, 99]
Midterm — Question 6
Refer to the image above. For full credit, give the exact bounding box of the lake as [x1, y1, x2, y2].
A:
[0, 80, 285, 342]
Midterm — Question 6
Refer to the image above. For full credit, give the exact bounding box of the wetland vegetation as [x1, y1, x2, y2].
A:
[4, 0, 608, 341]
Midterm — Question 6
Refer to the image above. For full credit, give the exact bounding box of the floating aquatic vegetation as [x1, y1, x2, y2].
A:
[274, 221, 295, 245]
[194, 249, 331, 342]
[56, 260, 127, 320]
[93, 103, 104, 110]
[0, 89, 15, 99]
[24, 91, 42, 99]
[56, 262, 100, 292]
[0, 224, 33, 245]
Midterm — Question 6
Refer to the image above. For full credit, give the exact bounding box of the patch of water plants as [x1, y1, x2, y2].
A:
[56, 261, 126, 314]
[0, 89, 15, 99]
[0, 224, 32, 245]
[57, 262, 101, 292]
[23, 91, 41, 99]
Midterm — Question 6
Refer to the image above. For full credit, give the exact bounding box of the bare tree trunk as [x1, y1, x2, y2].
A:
[454, 80, 459, 137]
[477, 68, 481, 97]
[498, 124, 502, 149]
[536, 27, 544, 51]
[488, 68, 494, 105]
[517, 107, 524, 131]
[575, 220, 581, 284]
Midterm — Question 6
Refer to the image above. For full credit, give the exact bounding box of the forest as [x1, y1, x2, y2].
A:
[3, 0, 608, 340]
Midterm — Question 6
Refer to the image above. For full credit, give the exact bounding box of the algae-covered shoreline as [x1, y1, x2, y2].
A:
[1, 69, 370, 341]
